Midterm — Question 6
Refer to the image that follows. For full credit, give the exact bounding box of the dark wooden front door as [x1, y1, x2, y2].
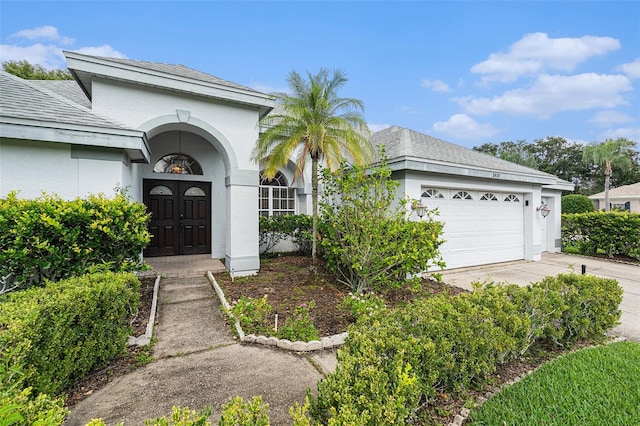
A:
[143, 179, 211, 257]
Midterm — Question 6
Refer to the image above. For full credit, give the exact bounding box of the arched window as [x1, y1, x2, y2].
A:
[480, 192, 498, 201]
[259, 171, 296, 217]
[453, 191, 473, 200]
[504, 194, 520, 202]
[153, 153, 203, 175]
[421, 189, 445, 199]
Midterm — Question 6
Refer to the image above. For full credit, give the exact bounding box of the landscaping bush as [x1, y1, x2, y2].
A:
[0, 271, 140, 396]
[0, 191, 150, 293]
[561, 194, 595, 213]
[535, 273, 623, 345]
[259, 214, 313, 255]
[0, 346, 68, 426]
[319, 154, 445, 294]
[562, 211, 640, 259]
[306, 273, 623, 424]
[218, 396, 270, 426]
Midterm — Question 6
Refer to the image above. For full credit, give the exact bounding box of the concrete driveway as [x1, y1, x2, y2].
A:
[440, 252, 640, 341]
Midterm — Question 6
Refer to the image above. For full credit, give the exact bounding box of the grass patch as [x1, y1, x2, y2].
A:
[468, 341, 640, 425]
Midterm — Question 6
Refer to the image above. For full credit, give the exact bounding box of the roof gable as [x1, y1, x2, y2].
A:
[64, 51, 274, 116]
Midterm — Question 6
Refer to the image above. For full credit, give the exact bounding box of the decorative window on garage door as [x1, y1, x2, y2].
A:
[480, 192, 498, 201]
[504, 194, 520, 202]
[422, 188, 445, 199]
[453, 191, 473, 200]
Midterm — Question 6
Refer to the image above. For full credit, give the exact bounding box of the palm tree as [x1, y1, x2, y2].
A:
[253, 68, 373, 261]
[583, 138, 635, 211]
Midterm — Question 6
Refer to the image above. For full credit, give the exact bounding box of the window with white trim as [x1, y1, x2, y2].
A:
[259, 171, 296, 217]
[422, 189, 445, 199]
[453, 191, 473, 200]
[480, 192, 498, 201]
[504, 194, 520, 202]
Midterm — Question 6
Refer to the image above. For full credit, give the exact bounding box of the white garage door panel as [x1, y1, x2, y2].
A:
[423, 189, 524, 270]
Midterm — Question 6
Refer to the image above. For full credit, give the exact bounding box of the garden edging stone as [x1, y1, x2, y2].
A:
[207, 271, 348, 352]
[128, 273, 161, 347]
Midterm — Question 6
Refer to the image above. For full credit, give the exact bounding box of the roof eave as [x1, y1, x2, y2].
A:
[383, 156, 560, 185]
[0, 118, 150, 162]
[64, 51, 275, 112]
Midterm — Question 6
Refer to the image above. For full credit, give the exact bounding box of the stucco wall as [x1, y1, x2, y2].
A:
[90, 79, 260, 170]
[1, 139, 130, 199]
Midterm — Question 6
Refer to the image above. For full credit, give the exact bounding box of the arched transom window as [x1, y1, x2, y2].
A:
[504, 194, 521, 202]
[453, 191, 473, 200]
[153, 153, 203, 175]
[480, 192, 498, 201]
[422, 189, 445, 199]
[259, 171, 296, 217]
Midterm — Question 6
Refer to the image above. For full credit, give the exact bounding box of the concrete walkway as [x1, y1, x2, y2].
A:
[441, 252, 640, 342]
[65, 274, 336, 425]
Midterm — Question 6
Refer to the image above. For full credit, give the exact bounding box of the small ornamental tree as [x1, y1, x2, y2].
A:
[319, 150, 445, 294]
[561, 194, 595, 214]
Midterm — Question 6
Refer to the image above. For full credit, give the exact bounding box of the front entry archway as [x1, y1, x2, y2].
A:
[143, 179, 211, 257]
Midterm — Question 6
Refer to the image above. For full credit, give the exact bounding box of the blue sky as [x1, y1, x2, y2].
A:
[1, 1, 639, 149]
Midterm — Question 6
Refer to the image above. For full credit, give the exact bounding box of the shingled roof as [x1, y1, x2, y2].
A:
[371, 125, 565, 181]
[589, 181, 640, 199]
[0, 71, 132, 130]
[82, 55, 262, 94]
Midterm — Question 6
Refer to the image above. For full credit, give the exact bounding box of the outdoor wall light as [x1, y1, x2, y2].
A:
[412, 201, 427, 219]
[537, 201, 551, 218]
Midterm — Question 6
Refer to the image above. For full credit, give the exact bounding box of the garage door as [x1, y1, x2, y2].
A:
[421, 188, 524, 269]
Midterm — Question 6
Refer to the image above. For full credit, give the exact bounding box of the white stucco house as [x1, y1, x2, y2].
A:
[589, 182, 640, 212]
[0, 52, 572, 275]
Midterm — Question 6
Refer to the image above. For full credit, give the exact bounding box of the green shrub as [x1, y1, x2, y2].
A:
[0, 272, 140, 396]
[218, 396, 269, 426]
[259, 215, 313, 255]
[338, 292, 387, 321]
[561, 194, 595, 213]
[0, 346, 68, 426]
[319, 153, 445, 294]
[308, 273, 623, 424]
[562, 211, 640, 259]
[0, 191, 150, 292]
[535, 273, 623, 345]
[145, 406, 212, 426]
[277, 302, 319, 342]
[228, 296, 273, 336]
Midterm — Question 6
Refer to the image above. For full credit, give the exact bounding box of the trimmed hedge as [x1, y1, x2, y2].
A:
[0, 272, 140, 396]
[0, 191, 150, 292]
[562, 211, 640, 259]
[307, 273, 623, 425]
[561, 194, 595, 214]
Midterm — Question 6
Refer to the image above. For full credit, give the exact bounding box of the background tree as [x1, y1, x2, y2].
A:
[2, 60, 73, 80]
[582, 138, 636, 211]
[252, 68, 373, 261]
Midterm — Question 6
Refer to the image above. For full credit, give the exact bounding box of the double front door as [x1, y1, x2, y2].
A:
[143, 179, 211, 257]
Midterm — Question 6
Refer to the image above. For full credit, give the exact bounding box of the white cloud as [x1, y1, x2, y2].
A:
[10, 25, 74, 45]
[589, 110, 634, 126]
[0, 26, 126, 69]
[432, 114, 498, 140]
[618, 58, 640, 80]
[0, 43, 66, 69]
[599, 127, 640, 143]
[368, 123, 391, 133]
[471, 32, 620, 83]
[421, 79, 450, 92]
[458, 73, 632, 118]
[74, 45, 126, 59]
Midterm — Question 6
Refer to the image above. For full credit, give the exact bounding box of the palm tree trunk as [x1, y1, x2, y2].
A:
[311, 156, 318, 262]
[605, 160, 612, 212]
